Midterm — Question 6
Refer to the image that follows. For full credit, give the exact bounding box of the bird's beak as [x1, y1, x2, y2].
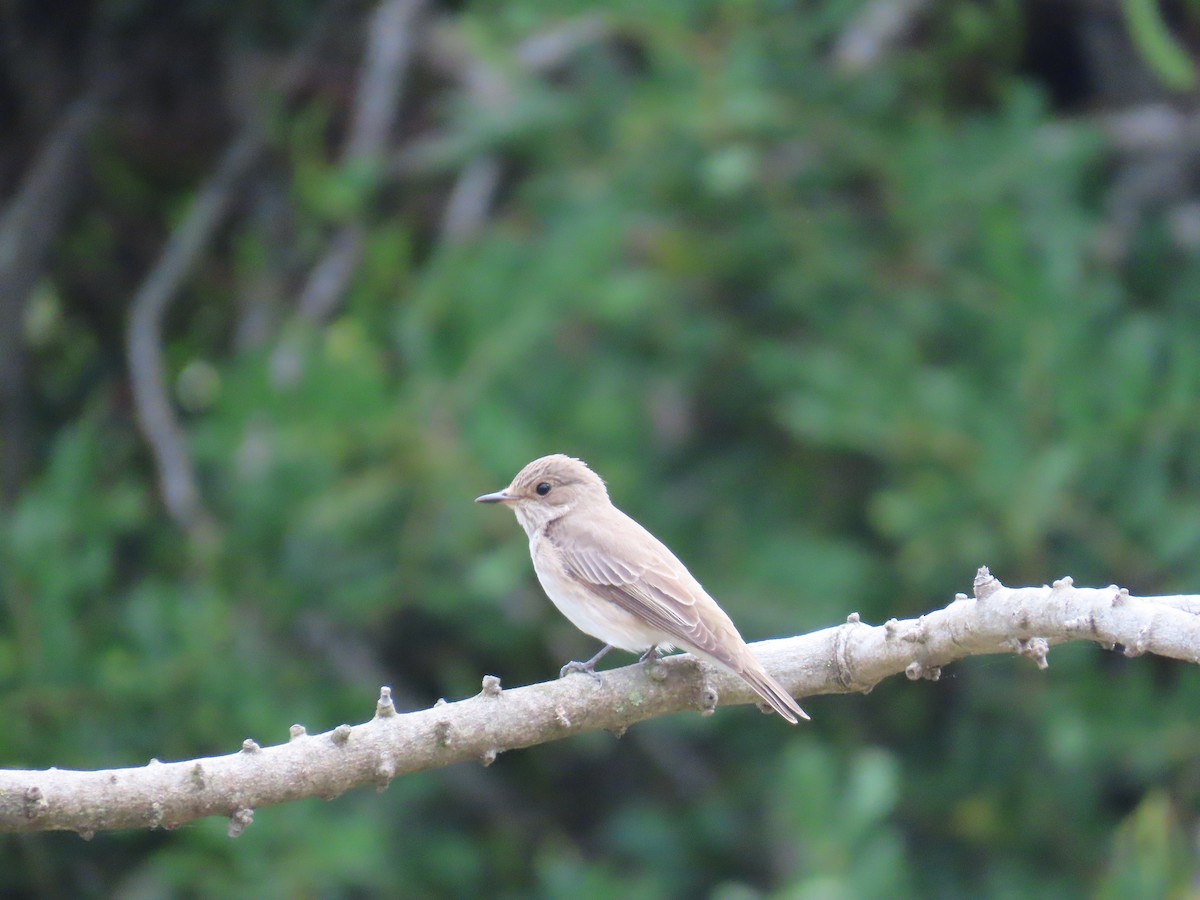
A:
[475, 489, 515, 504]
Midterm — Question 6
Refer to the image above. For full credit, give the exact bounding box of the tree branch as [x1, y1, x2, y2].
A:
[125, 132, 261, 537]
[3, 568, 1198, 836]
[269, 0, 426, 386]
[832, 0, 930, 72]
[124, 3, 345, 536]
[423, 15, 611, 244]
[290, 0, 426, 325]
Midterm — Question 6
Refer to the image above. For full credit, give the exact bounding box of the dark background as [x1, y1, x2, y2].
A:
[3, 0, 1200, 896]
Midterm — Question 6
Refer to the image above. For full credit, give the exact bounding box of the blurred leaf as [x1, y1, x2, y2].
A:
[1095, 793, 1197, 899]
[1123, 0, 1197, 91]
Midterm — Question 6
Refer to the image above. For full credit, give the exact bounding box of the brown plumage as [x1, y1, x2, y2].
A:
[476, 454, 808, 723]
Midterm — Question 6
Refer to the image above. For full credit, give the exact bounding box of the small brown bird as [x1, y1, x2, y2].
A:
[476, 454, 808, 723]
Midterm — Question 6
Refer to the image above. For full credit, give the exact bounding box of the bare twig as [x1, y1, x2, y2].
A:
[421, 15, 611, 244]
[3, 569, 1198, 836]
[514, 15, 610, 71]
[124, 3, 345, 534]
[270, 0, 426, 386]
[439, 155, 503, 243]
[1097, 103, 1200, 154]
[0, 89, 107, 504]
[291, 0, 426, 326]
[345, 0, 425, 166]
[126, 132, 261, 536]
[293, 226, 368, 322]
[832, 0, 930, 72]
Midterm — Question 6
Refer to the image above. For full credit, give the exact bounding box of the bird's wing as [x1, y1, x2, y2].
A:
[551, 505, 810, 724]
[550, 508, 742, 666]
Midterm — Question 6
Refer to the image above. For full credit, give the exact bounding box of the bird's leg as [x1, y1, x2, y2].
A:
[638, 644, 668, 681]
[560, 644, 613, 682]
[638, 645, 663, 664]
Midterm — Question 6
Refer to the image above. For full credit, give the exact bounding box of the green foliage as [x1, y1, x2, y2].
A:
[767, 743, 912, 897]
[1123, 0, 1198, 91]
[1096, 792, 1196, 899]
[3, 0, 1200, 896]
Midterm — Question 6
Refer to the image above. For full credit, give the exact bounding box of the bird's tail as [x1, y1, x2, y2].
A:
[737, 659, 809, 724]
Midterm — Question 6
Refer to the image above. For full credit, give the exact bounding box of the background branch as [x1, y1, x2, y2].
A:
[3, 569, 1197, 836]
[425, 15, 611, 244]
[125, 133, 261, 537]
[270, 0, 426, 385]
[123, 6, 342, 536]
[292, 0, 426, 325]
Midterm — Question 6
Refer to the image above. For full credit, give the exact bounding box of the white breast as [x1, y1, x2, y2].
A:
[529, 531, 668, 653]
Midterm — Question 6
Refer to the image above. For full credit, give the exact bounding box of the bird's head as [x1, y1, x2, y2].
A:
[475, 454, 608, 535]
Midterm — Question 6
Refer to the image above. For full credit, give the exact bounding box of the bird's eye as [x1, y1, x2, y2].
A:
[536, 482, 552, 496]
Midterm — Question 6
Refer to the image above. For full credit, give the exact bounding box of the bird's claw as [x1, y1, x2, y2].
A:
[560, 660, 604, 683]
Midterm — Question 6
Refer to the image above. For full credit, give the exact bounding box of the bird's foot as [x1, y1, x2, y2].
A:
[560, 659, 604, 683]
[560, 644, 613, 683]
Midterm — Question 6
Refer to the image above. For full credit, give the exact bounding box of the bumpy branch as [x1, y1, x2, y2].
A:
[2, 568, 1198, 836]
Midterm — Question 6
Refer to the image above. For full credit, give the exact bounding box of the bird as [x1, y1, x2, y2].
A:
[475, 454, 808, 723]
